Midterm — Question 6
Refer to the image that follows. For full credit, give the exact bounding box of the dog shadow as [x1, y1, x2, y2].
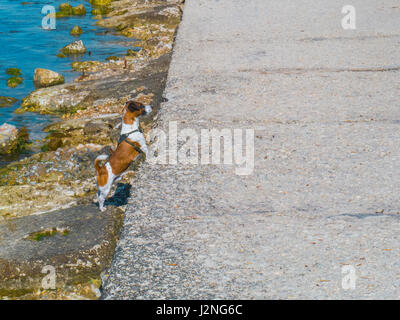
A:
[104, 183, 132, 207]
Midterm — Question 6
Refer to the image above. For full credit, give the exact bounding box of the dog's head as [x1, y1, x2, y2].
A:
[123, 100, 152, 124]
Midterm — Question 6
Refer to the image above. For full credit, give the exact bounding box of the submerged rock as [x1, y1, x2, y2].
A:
[5, 68, 22, 76]
[61, 40, 87, 54]
[0, 123, 29, 155]
[33, 68, 65, 88]
[0, 96, 18, 108]
[6, 76, 23, 88]
[106, 55, 118, 61]
[70, 25, 83, 36]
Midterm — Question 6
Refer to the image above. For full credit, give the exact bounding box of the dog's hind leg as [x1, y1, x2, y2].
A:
[97, 162, 115, 212]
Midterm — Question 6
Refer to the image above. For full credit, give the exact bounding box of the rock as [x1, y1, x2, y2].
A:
[0, 96, 18, 108]
[72, 61, 102, 72]
[127, 47, 141, 56]
[91, 8, 102, 15]
[159, 7, 181, 17]
[6, 77, 23, 88]
[72, 4, 86, 15]
[106, 56, 118, 61]
[0, 123, 18, 154]
[5, 68, 21, 76]
[70, 25, 83, 36]
[56, 2, 73, 17]
[0, 123, 28, 155]
[61, 40, 87, 54]
[59, 2, 72, 13]
[0, 204, 123, 299]
[56, 3, 86, 17]
[56, 52, 66, 58]
[83, 120, 112, 136]
[41, 117, 116, 151]
[90, 0, 112, 6]
[19, 84, 90, 115]
[43, 135, 63, 151]
[33, 68, 65, 88]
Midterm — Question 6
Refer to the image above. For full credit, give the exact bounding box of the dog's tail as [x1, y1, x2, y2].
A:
[94, 154, 109, 172]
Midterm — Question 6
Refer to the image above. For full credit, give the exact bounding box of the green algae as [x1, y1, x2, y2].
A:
[26, 228, 69, 242]
[7, 77, 23, 88]
[56, 3, 86, 17]
[5, 68, 22, 76]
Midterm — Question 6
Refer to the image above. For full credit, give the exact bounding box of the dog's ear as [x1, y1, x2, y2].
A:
[126, 101, 143, 113]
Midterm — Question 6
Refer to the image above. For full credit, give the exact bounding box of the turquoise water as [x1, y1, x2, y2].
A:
[0, 0, 129, 142]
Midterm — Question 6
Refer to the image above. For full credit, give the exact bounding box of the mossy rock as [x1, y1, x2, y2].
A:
[72, 4, 86, 15]
[42, 135, 64, 151]
[105, 55, 118, 61]
[0, 96, 18, 108]
[56, 11, 69, 18]
[0, 204, 124, 299]
[6, 77, 23, 88]
[61, 40, 86, 54]
[57, 52, 67, 58]
[115, 23, 127, 31]
[0, 125, 29, 155]
[91, 8, 101, 15]
[26, 227, 69, 241]
[114, 9, 128, 16]
[56, 2, 73, 17]
[126, 49, 137, 56]
[72, 61, 103, 72]
[89, 0, 112, 6]
[90, 3, 112, 15]
[5, 68, 22, 76]
[57, 3, 86, 17]
[33, 68, 65, 88]
[59, 2, 72, 12]
[70, 25, 83, 36]
[127, 47, 141, 56]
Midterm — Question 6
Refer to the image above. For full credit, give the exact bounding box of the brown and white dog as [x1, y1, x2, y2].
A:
[94, 100, 152, 211]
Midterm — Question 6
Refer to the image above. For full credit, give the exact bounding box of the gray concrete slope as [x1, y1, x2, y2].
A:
[102, 0, 400, 299]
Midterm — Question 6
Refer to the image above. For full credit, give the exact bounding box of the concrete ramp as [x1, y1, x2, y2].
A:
[102, 0, 400, 299]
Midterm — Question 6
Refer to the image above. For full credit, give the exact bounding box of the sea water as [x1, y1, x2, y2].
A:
[0, 0, 130, 144]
